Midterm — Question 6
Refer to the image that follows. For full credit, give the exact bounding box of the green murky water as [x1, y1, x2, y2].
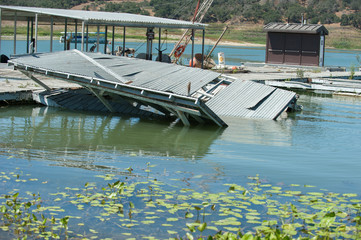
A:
[1, 91, 361, 239]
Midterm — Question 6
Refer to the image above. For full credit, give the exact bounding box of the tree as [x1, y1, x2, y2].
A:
[340, 14, 351, 26]
[100, 2, 150, 15]
[263, 10, 282, 24]
[351, 12, 361, 29]
[350, 0, 361, 10]
[242, 3, 263, 23]
[283, 3, 305, 23]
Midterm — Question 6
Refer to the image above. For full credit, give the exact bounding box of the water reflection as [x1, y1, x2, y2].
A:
[0, 104, 296, 166]
[221, 117, 292, 146]
[0, 106, 221, 158]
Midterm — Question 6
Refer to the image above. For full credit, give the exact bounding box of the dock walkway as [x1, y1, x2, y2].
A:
[232, 64, 361, 95]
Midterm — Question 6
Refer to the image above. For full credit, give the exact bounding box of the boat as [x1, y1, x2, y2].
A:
[59, 32, 106, 44]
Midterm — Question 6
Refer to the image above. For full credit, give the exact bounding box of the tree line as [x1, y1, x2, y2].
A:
[0, 0, 88, 9]
[150, 0, 360, 26]
[0, 0, 360, 29]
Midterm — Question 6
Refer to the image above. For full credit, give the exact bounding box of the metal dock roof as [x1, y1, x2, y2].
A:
[207, 80, 296, 120]
[9, 50, 221, 96]
[0, 5, 206, 29]
[8, 50, 298, 126]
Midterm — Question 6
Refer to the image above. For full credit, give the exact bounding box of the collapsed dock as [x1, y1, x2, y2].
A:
[8, 50, 298, 127]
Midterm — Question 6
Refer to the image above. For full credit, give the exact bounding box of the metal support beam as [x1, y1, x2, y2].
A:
[26, 18, 29, 53]
[112, 26, 115, 55]
[81, 21, 85, 51]
[201, 29, 205, 69]
[123, 27, 126, 56]
[197, 100, 225, 127]
[191, 29, 195, 67]
[64, 18, 67, 51]
[104, 25, 108, 54]
[191, 114, 205, 124]
[176, 110, 190, 126]
[13, 12, 17, 55]
[50, 17, 53, 52]
[19, 70, 51, 91]
[147, 103, 171, 116]
[74, 20, 78, 49]
[163, 106, 178, 116]
[73, 49, 126, 83]
[34, 14, 38, 53]
[158, 28, 161, 62]
[30, 17, 33, 48]
[87, 87, 115, 113]
[96, 25, 100, 52]
[86, 24, 89, 52]
[146, 28, 154, 60]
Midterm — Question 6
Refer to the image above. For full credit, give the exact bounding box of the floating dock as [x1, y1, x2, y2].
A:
[231, 64, 361, 95]
[7, 50, 299, 127]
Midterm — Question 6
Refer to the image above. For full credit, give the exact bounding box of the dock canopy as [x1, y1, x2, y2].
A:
[0, 5, 207, 61]
[264, 22, 328, 67]
[0, 5, 206, 29]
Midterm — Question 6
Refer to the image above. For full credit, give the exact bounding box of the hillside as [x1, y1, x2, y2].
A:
[0, 0, 360, 49]
[0, 0, 360, 26]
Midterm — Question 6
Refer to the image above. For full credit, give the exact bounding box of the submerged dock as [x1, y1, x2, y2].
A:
[6, 50, 298, 127]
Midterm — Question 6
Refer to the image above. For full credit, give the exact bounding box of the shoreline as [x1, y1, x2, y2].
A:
[2, 34, 361, 52]
[0, 34, 265, 48]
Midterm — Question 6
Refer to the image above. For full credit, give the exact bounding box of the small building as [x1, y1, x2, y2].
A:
[264, 22, 328, 67]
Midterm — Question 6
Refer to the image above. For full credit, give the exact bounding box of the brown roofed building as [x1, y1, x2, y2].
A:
[264, 23, 328, 67]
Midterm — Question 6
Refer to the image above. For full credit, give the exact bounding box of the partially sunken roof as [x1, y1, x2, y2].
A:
[264, 22, 328, 35]
[0, 5, 206, 29]
[9, 50, 297, 123]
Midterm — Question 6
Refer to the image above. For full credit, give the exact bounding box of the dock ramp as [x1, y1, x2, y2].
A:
[8, 50, 298, 127]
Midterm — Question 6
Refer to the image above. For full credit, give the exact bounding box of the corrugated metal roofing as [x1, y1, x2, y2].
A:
[0, 5, 206, 29]
[264, 22, 328, 35]
[206, 80, 296, 119]
[9, 50, 221, 96]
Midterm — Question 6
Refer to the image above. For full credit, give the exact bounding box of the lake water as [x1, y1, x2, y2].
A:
[1, 39, 361, 68]
[1, 92, 360, 194]
[1, 40, 361, 239]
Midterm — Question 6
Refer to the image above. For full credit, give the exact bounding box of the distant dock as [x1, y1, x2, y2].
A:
[231, 63, 361, 96]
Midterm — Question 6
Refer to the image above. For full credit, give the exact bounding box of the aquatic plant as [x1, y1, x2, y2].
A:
[1, 165, 361, 239]
[350, 65, 356, 79]
[296, 69, 305, 79]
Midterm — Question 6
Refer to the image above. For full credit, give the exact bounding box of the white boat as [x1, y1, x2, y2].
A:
[59, 32, 106, 44]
